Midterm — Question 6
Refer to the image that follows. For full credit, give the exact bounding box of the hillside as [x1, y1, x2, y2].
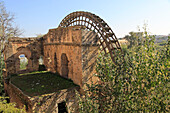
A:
[119, 34, 169, 46]
[154, 35, 169, 43]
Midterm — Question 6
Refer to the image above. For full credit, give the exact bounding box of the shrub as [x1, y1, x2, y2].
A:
[0, 96, 26, 113]
[77, 29, 169, 112]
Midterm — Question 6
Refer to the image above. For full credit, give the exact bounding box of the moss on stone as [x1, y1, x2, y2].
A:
[11, 71, 77, 97]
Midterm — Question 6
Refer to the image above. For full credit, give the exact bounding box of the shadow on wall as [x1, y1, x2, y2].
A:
[61, 53, 69, 78]
[81, 30, 100, 87]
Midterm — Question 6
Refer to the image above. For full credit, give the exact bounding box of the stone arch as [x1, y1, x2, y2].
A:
[59, 11, 122, 63]
[61, 53, 69, 78]
[14, 47, 32, 73]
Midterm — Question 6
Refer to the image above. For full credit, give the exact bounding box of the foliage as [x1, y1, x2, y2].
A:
[0, 0, 21, 94]
[20, 60, 28, 70]
[123, 31, 143, 49]
[77, 27, 169, 112]
[0, 96, 26, 113]
[0, 1, 21, 50]
[0, 1, 26, 112]
[0, 49, 26, 113]
[0, 51, 4, 96]
[36, 33, 44, 38]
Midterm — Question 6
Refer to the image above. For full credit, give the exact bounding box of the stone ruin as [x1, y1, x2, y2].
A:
[2, 26, 99, 112]
[3, 37, 43, 75]
[2, 11, 121, 113]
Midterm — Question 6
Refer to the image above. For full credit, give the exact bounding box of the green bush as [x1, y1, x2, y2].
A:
[0, 96, 26, 113]
[77, 29, 169, 112]
[0, 51, 5, 96]
[0, 49, 26, 113]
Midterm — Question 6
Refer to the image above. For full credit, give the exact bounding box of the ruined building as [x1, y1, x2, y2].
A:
[2, 11, 121, 113]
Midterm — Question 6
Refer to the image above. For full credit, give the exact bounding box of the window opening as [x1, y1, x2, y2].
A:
[19, 54, 28, 70]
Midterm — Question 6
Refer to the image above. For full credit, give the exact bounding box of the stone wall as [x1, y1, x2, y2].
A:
[3, 26, 100, 87]
[43, 26, 99, 87]
[32, 87, 79, 113]
[4, 81, 79, 113]
[3, 37, 43, 76]
[43, 26, 83, 86]
[4, 38, 36, 59]
[3, 26, 100, 112]
[4, 82, 32, 112]
[81, 30, 99, 87]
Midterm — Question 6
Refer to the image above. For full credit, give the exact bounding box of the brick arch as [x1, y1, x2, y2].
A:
[14, 47, 32, 73]
[15, 48, 31, 59]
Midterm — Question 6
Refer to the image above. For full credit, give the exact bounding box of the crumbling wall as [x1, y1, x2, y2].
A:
[5, 81, 78, 113]
[43, 26, 99, 87]
[3, 26, 100, 88]
[5, 82, 32, 112]
[32, 87, 79, 113]
[43, 26, 83, 86]
[3, 38, 36, 59]
[5, 47, 32, 75]
[3, 37, 43, 76]
[3, 26, 100, 113]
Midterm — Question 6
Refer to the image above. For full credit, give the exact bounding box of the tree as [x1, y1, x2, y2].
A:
[0, 0, 21, 95]
[124, 31, 143, 48]
[0, 1, 26, 112]
[0, 1, 21, 50]
[36, 33, 44, 38]
[77, 27, 169, 112]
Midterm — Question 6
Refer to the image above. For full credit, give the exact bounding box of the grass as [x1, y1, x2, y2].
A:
[11, 71, 78, 97]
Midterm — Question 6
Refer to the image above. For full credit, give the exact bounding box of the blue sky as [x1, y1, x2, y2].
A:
[3, 0, 170, 38]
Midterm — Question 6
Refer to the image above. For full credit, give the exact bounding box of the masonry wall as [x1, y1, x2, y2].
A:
[3, 26, 100, 112]
[43, 26, 83, 86]
[4, 81, 79, 113]
[81, 30, 99, 87]
[3, 38, 43, 76]
[3, 38, 36, 59]
[32, 87, 79, 113]
[43, 26, 99, 87]
[3, 26, 99, 88]
[4, 82, 32, 112]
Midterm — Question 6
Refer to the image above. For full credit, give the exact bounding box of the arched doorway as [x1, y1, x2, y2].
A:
[19, 54, 28, 70]
[61, 53, 69, 78]
[15, 47, 33, 74]
[58, 101, 68, 113]
[54, 53, 57, 70]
